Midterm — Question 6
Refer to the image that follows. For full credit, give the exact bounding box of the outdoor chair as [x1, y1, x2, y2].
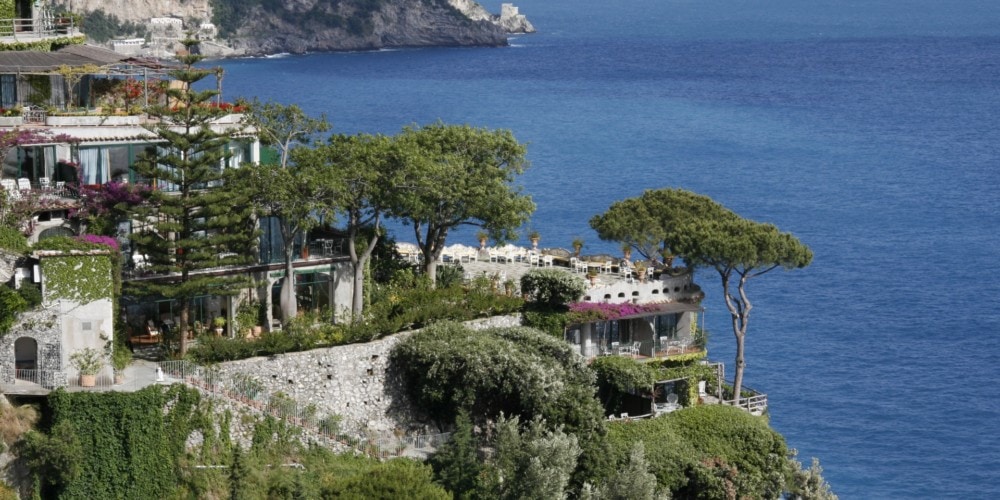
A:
[619, 264, 634, 283]
[39, 177, 50, 190]
[1, 179, 18, 200]
[601, 260, 614, 273]
[55, 181, 65, 194]
[17, 178, 31, 191]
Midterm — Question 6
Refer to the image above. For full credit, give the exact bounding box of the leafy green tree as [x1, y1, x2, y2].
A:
[242, 98, 330, 168]
[487, 415, 582, 500]
[293, 132, 399, 319]
[594, 442, 663, 500]
[227, 162, 336, 323]
[787, 455, 838, 500]
[428, 410, 482, 499]
[592, 188, 812, 402]
[127, 38, 257, 355]
[668, 196, 812, 403]
[391, 122, 534, 284]
[590, 188, 731, 262]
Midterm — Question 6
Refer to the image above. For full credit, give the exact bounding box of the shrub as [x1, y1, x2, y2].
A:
[435, 262, 464, 288]
[0, 285, 28, 335]
[668, 405, 791, 498]
[0, 226, 29, 254]
[520, 268, 587, 307]
[391, 321, 604, 436]
[521, 304, 568, 337]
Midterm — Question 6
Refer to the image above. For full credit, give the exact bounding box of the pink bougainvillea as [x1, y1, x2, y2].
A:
[76, 234, 119, 251]
[566, 301, 662, 324]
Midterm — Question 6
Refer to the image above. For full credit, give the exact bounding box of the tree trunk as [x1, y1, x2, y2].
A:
[733, 331, 746, 405]
[721, 271, 752, 407]
[179, 301, 190, 357]
[280, 246, 297, 322]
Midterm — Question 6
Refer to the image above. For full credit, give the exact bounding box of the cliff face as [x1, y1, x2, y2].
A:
[227, 0, 507, 55]
[56, 0, 212, 24]
[58, 0, 514, 55]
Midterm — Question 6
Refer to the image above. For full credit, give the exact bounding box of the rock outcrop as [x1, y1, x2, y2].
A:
[448, 1, 535, 34]
[56, 0, 531, 56]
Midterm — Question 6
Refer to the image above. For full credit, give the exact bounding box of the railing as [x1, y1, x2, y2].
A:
[719, 382, 768, 415]
[4, 368, 66, 390]
[157, 360, 449, 460]
[0, 16, 76, 39]
[1, 368, 146, 393]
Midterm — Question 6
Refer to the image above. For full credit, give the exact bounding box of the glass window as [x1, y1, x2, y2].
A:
[655, 314, 680, 340]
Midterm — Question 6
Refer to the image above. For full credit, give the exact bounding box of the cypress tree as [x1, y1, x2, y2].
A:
[128, 37, 256, 355]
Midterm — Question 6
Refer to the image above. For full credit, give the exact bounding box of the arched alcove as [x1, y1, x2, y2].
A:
[14, 336, 38, 371]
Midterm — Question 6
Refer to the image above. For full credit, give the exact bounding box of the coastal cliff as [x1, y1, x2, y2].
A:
[55, 0, 531, 56]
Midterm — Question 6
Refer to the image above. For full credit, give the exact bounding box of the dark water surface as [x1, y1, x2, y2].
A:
[208, 1, 1000, 496]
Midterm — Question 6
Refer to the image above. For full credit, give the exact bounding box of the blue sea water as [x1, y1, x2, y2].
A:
[208, 1, 1000, 496]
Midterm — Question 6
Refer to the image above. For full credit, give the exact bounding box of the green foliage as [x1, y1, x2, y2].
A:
[392, 321, 606, 446]
[521, 304, 569, 337]
[68, 347, 104, 375]
[489, 415, 582, 499]
[327, 458, 450, 499]
[520, 268, 587, 307]
[21, 386, 203, 499]
[592, 355, 659, 395]
[0, 36, 85, 52]
[435, 262, 465, 288]
[0, 285, 28, 335]
[591, 442, 663, 500]
[38, 253, 113, 305]
[429, 410, 481, 497]
[128, 37, 258, 355]
[81, 9, 145, 43]
[0, 0, 13, 20]
[787, 455, 838, 500]
[669, 405, 791, 498]
[0, 225, 28, 253]
[18, 421, 83, 491]
[590, 188, 734, 261]
[390, 122, 535, 278]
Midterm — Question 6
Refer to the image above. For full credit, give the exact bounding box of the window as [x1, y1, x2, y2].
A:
[0, 75, 16, 108]
[655, 314, 680, 340]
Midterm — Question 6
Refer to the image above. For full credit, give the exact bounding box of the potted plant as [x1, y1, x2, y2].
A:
[586, 269, 599, 286]
[660, 248, 675, 268]
[633, 261, 648, 282]
[476, 229, 489, 250]
[621, 243, 632, 262]
[528, 230, 540, 249]
[70, 347, 104, 387]
[571, 237, 584, 256]
[111, 345, 132, 384]
[213, 316, 226, 336]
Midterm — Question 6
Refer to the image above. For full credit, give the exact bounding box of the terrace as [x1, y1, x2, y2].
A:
[0, 14, 79, 45]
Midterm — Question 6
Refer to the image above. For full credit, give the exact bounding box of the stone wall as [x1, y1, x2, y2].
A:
[214, 314, 523, 434]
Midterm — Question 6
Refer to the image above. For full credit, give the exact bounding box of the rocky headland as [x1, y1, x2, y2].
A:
[55, 0, 534, 57]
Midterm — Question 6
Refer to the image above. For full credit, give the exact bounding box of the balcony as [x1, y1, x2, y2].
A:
[0, 16, 79, 45]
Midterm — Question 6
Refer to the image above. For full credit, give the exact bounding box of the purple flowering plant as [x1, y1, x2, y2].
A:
[76, 234, 120, 251]
[566, 301, 662, 324]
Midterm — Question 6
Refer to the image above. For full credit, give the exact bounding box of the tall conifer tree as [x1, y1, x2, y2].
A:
[128, 38, 256, 355]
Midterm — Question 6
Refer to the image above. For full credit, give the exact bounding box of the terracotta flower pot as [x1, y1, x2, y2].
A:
[79, 374, 96, 387]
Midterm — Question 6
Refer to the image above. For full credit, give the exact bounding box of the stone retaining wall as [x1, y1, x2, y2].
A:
[215, 315, 523, 434]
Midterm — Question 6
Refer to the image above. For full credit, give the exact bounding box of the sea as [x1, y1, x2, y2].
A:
[205, 1, 1000, 497]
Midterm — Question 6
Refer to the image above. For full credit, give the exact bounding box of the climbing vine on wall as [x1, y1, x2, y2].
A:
[40, 254, 113, 305]
[26, 385, 205, 499]
[0, 1, 14, 21]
